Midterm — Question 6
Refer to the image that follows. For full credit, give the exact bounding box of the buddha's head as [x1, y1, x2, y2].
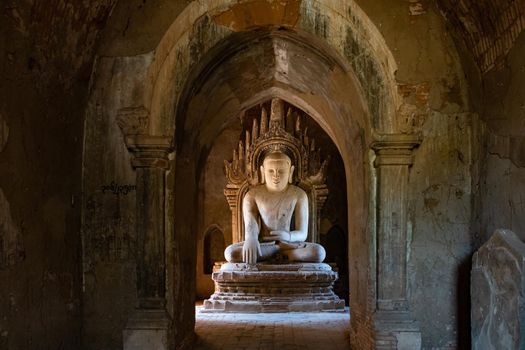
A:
[260, 152, 294, 192]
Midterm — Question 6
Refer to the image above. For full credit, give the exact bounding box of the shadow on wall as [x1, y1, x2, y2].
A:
[321, 225, 349, 305]
[203, 226, 226, 275]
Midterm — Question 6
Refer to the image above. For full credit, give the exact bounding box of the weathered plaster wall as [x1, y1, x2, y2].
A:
[81, 55, 154, 349]
[0, 1, 116, 349]
[98, 0, 191, 56]
[480, 31, 525, 245]
[409, 111, 474, 348]
[79, 1, 192, 347]
[358, 1, 475, 348]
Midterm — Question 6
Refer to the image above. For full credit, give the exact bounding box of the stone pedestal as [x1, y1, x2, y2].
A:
[202, 262, 345, 312]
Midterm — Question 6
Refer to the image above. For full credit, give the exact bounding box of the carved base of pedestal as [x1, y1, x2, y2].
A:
[202, 262, 345, 313]
[123, 309, 171, 350]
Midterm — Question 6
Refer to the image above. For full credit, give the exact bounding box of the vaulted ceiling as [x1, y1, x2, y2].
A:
[2, 0, 524, 89]
[437, 0, 525, 73]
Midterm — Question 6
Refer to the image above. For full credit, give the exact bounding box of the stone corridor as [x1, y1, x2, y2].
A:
[194, 306, 350, 350]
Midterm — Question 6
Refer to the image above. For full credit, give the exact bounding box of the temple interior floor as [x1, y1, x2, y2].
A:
[194, 304, 350, 350]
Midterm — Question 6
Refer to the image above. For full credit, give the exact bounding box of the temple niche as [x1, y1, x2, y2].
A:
[196, 98, 348, 307]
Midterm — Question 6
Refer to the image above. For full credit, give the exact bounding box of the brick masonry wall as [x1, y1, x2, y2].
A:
[438, 0, 525, 73]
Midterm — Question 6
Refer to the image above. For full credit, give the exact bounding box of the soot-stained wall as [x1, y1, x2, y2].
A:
[0, 1, 116, 349]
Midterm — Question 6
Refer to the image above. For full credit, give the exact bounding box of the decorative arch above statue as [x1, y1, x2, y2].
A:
[224, 98, 329, 244]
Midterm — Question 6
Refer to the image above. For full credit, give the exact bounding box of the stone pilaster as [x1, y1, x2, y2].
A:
[122, 134, 173, 350]
[371, 133, 422, 350]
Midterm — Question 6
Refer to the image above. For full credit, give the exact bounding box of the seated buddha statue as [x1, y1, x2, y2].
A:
[224, 151, 326, 264]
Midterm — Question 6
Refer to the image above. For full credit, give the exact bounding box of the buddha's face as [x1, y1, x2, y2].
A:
[261, 153, 294, 192]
